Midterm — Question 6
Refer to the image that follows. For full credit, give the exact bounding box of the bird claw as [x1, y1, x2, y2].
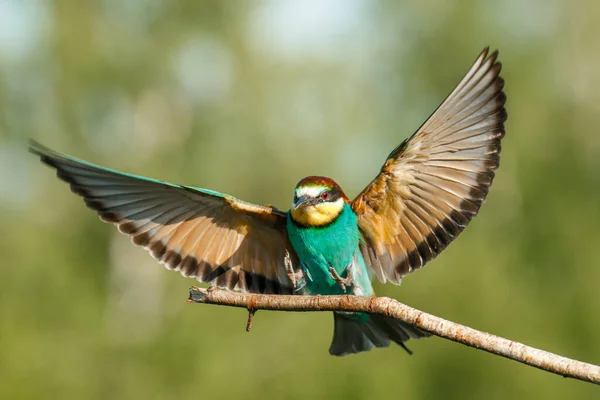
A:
[329, 266, 353, 293]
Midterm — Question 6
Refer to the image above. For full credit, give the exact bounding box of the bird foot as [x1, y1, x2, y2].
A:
[293, 270, 307, 292]
[284, 250, 306, 292]
[329, 266, 353, 293]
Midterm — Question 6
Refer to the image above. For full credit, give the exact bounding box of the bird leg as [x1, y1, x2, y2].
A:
[284, 250, 306, 292]
[328, 264, 353, 293]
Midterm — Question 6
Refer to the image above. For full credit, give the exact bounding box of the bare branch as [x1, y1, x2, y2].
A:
[188, 287, 600, 386]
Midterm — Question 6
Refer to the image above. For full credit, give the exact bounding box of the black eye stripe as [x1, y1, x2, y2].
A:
[295, 186, 341, 202]
[328, 187, 340, 200]
[317, 187, 340, 202]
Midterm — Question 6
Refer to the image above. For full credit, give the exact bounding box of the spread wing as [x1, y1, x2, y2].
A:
[30, 141, 300, 294]
[352, 47, 507, 284]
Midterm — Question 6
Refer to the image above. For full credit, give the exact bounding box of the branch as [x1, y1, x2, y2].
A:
[188, 287, 600, 385]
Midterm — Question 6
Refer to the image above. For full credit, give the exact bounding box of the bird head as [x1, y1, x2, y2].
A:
[290, 176, 349, 227]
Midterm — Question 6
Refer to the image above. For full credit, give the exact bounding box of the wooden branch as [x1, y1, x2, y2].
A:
[188, 286, 600, 385]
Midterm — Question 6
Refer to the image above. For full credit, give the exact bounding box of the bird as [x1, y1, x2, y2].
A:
[30, 47, 507, 356]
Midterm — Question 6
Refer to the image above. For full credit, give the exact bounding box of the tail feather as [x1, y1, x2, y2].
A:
[329, 313, 430, 356]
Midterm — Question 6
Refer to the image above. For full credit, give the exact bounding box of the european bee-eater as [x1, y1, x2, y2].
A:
[30, 47, 506, 356]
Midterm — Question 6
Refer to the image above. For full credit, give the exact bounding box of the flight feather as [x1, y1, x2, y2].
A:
[352, 48, 507, 284]
[29, 141, 300, 294]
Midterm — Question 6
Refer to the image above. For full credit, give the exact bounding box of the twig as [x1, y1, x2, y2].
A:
[187, 286, 600, 386]
[246, 309, 256, 332]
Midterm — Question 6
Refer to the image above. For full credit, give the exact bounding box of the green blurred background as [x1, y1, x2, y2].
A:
[1, 1, 599, 399]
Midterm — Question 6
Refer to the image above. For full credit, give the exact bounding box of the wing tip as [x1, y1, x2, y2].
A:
[481, 46, 499, 61]
[475, 46, 501, 69]
[28, 139, 58, 167]
[28, 138, 46, 156]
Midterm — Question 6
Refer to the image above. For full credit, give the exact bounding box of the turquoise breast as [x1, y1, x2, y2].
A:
[286, 203, 360, 295]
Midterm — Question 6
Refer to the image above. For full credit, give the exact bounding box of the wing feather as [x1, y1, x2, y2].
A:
[352, 48, 507, 284]
[30, 141, 300, 294]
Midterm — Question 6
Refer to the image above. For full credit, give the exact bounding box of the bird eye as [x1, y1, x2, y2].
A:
[320, 191, 330, 201]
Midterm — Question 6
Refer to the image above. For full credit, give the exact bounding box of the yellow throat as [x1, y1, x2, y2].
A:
[291, 197, 345, 227]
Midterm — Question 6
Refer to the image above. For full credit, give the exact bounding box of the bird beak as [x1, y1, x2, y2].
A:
[294, 195, 313, 209]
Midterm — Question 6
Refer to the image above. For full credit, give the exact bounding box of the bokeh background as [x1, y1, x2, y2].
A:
[2, 1, 600, 399]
